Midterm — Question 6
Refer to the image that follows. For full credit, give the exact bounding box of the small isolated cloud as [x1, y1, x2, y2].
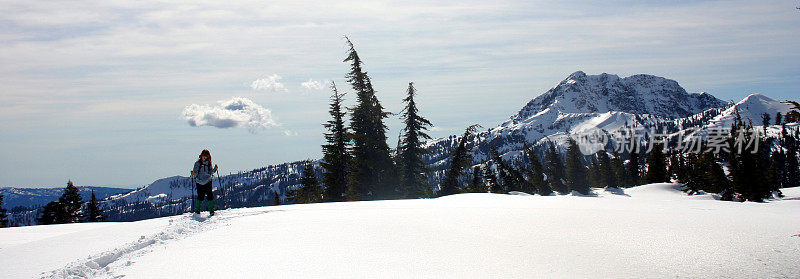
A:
[251, 74, 287, 92]
[283, 130, 298, 136]
[182, 97, 277, 133]
[301, 79, 324, 90]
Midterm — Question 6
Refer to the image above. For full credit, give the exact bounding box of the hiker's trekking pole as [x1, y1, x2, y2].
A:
[215, 169, 224, 210]
[190, 174, 195, 214]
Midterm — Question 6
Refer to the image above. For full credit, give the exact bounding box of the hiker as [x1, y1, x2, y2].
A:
[191, 149, 218, 216]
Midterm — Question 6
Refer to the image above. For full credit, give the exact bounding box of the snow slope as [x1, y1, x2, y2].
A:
[2, 184, 799, 278]
[682, 93, 796, 141]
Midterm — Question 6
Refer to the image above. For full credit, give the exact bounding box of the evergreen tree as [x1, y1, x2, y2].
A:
[761, 112, 771, 133]
[524, 145, 551, 195]
[625, 150, 641, 187]
[38, 201, 62, 225]
[321, 81, 351, 202]
[58, 180, 84, 223]
[692, 152, 730, 195]
[86, 190, 105, 222]
[728, 123, 771, 202]
[783, 101, 800, 123]
[490, 145, 530, 193]
[494, 159, 511, 194]
[782, 126, 799, 188]
[645, 143, 668, 183]
[771, 149, 786, 189]
[680, 153, 700, 193]
[667, 153, 680, 183]
[588, 157, 601, 187]
[344, 37, 397, 200]
[565, 138, 590, 194]
[439, 125, 480, 196]
[775, 112, 782, 125]
[291, 162, 324, 204]
[597, 150, 617, 188]
[544, 141, 568, 194]
[465, 166, 487, 193]
[0, 193, 7, 228]
[484, 166, 502, 194]
[610, 151, 627, 188]
[397, 82, 433, 198]
[272, 190, 282, 206]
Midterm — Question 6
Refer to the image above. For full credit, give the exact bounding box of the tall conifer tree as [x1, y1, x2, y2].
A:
[484, 166, 502, 194]
[782, 126, 799, 188]
[439, 125, 479, 196]
[597, 150, 617, 188]
[59, 180, 84, 223]
[291, 162, 324, 204]
[490, 145, 529, 193]
[626, 150, 641, 187]
[524, 145, 551, 195]
[645, 143, 669, 183]
[397, 82, 433, 198]
[465, 166, 487, 193]
[86, 190, 105, 222]
[321, 81, 351, 202]
[544, 141, 567, 194]
[38, 201, 61, 225]
[565, 139, 590, 194]
[343, 37, 397, 200]
[610, 151, 627, 188]
[728, 122, 771, 201]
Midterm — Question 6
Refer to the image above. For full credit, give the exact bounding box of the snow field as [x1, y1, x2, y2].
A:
[1, 183, 799, 278]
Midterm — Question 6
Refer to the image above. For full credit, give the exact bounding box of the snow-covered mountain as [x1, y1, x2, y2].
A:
[424, 71, 731, 168]
[511, 71, 725, 121]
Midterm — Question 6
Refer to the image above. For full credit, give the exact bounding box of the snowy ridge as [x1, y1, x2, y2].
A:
[704, 93, 793, 130]
[108, 176, 188, 204]
[682, 93, 796, 140]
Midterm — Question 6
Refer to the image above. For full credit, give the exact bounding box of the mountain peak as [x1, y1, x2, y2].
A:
[510, 71, 726, 122]
[566, 70, 586, 80]
[739, 93, 772, 103]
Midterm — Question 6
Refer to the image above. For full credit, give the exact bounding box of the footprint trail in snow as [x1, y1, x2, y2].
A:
[43, 209, 271, 279]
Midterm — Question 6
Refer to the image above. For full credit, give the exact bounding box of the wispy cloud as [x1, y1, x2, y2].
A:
[283, 130, 298, 136]
[182, 97, 277, 133]
[250, 74, 287, 92]
[300, 78, 324, 90]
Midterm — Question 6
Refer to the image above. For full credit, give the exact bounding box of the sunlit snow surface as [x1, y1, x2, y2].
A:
[2, 184, 799, 278]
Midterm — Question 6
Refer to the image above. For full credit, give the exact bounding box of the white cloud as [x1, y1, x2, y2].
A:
[300, 79, 324, 90]
[283, 130, 298, 136]
[250, 74, 287, 92]
[182, 97, 277, 133]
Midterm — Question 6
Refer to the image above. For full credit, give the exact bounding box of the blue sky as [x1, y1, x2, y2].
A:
[1, 0, 798, 188]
